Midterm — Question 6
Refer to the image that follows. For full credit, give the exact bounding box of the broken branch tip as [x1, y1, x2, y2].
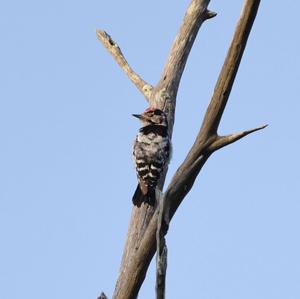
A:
[98, 291, 108, 299]
[205, 10, 217, 20]
[248, 123, 268, 133]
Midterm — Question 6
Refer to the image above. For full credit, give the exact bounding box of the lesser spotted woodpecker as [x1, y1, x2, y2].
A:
[132, 107, 171, 206]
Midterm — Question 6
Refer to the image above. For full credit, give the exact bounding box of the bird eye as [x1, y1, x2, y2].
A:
[154, 110, 161, 115]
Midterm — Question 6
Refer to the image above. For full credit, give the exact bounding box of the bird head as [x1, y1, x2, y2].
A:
[132, 108, 168, 127]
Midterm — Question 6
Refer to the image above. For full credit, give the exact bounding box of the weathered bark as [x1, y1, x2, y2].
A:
[97, 0, 264, 298]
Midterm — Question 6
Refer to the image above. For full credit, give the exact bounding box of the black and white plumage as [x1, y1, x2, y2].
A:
[132, 107, 171, 206]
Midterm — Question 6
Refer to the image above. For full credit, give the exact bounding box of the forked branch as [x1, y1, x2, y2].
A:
[157, 0, 264, 239]
[207, 124, 268, 152]
[162, 0, 264, 223]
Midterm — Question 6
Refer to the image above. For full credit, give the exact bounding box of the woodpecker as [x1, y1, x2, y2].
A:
[132, 107, 171, 206]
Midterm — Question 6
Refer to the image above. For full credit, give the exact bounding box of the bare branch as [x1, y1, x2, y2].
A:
[207, 124, 268, 152]
[157, 0, 212, 94]
[96, 30, 153, 100]
[155, 0, 216, 109]
[198, 0, 261, 138]
[153, 0, 213, 135]
[165, 0, 262, 220]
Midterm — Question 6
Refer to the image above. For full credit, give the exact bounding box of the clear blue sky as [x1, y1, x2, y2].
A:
[1, 1, 299, 298]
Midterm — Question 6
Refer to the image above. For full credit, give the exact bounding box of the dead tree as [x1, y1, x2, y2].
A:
[97, 0, 265, 298]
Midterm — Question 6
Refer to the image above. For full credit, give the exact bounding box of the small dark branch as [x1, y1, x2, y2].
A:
[156, 192, 167, 299]
[96, 30, 153, 101]
[198, 0, 261, 137]
[207, 124, 268, 152]
[156, 245, 167, 299]
[98, 292, 108, 299]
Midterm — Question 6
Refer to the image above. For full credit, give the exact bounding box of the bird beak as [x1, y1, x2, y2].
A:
[132, 114, 142, 119]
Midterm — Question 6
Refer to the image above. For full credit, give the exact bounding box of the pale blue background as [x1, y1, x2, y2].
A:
[1, 1, 299, 298]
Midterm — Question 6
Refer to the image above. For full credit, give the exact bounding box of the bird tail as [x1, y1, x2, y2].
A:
[132, 185, 156, 207]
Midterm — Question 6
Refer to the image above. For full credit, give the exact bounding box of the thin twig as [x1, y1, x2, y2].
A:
[156, 191, 167, 299]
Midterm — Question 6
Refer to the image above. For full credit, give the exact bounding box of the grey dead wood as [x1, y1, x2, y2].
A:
[97, 0, 264, 298]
